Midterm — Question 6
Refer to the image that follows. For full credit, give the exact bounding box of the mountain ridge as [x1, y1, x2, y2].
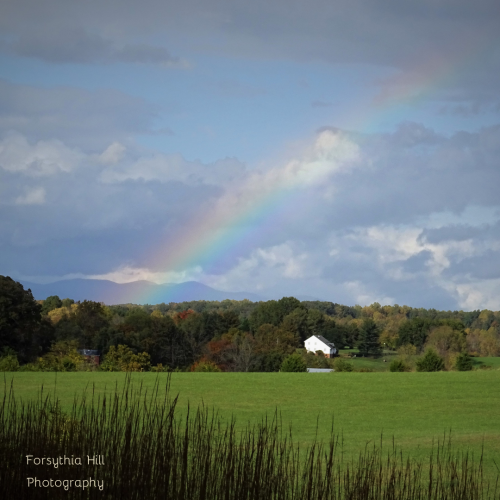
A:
[19, 278, 268, 305]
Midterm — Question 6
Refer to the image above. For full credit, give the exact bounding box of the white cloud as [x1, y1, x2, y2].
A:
[0, 132, 83, 176]
[445, 279, 500, 311]
[98, 142, 126, 165]
[86, 265, 204, 284]
[15, 186, 46, 205]
[343, 281, 395, 306]
[100, 153, 247, 186]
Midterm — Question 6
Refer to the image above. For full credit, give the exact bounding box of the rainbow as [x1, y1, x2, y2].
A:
[133, 36, 489, 304]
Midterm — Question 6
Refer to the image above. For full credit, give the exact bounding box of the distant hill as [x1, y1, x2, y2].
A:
[20, 279, 267, 305]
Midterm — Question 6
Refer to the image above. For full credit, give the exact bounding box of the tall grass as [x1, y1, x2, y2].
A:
[1, 374, 498, 499]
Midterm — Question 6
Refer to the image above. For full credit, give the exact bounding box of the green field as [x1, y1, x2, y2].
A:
[2, 370, 500, 479]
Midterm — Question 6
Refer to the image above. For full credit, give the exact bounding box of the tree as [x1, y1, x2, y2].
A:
[254, 324, 299, 355]
[281, 308, 309, 342]
[75, 300, 108, 347]
[41, 295, 62, 315]
[0, 276, 48, 362]
[397, 318, 433, 349]
[425, 325, 466, 357]
[358, 319, 381, 356]
[416, 349, 444, 372]
[249, 297, 302, 331]
[280, 353, 307, 372]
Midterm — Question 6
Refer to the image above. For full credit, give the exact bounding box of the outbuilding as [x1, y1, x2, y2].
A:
[304, 335, 337, 358]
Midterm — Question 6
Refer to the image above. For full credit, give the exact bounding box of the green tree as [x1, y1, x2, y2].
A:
[358, 319, 381, 356]
[249, 297, 302, 331]
[254, 324, 299, 355]
[0, 276, 51, 362]
[61, 298, 75, 308]
[41, 295, 62, 315]
[281, 308, 309, 342]
[416, 348, 445, 372]
[280, 353, 307, 372]
[397, 318, 433, 349]
[75, 300, 109, 347]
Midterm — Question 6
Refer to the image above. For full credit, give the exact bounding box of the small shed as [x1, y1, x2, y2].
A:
[78, 349, 101, 366]
[304, 335, 337, 358]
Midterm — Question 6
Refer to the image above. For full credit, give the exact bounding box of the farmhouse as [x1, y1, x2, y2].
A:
[304, 335, 337, 358]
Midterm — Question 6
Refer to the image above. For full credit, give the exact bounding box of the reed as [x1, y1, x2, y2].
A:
[1, 374, 498, 499]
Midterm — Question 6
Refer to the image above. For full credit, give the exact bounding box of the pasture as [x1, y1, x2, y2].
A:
[2, 370, 500, 479]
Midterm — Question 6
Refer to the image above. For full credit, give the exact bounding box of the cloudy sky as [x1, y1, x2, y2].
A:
[1, 0, 499, 310]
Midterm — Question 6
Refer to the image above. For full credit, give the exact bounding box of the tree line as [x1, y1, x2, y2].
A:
[0, 275, 499, 372]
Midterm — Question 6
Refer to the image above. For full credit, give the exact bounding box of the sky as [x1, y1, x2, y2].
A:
[1, 0, 500, 310]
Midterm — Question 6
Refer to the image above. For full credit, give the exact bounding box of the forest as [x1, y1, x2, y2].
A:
[1, 275, 499, 373]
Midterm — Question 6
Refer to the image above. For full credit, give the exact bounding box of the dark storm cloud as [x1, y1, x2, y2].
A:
[0, 80, 157, 151]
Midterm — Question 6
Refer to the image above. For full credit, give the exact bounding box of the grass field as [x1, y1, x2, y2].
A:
[2, 370, 500, 479]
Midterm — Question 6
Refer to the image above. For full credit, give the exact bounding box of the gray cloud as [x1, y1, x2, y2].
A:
[5, 25, 183, 66]
[2, 121, 500, 309]
[0, 80, 158, 151]
[1, 0, 499, 103]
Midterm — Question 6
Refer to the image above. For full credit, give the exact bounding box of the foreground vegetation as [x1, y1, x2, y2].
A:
[3, 371, 500, 481]
[1, 375, 499, 499]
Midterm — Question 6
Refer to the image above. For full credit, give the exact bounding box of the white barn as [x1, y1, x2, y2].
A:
[304, 335, 337, 358]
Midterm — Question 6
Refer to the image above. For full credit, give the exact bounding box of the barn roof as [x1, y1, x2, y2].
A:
[305, 335, 336, 348]
[315, 335, 336, 347]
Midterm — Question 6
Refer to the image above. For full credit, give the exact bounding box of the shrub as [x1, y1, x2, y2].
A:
[280, 353, 307, 372]
[389, 359, 410, 372]
[62, 357, 76, 372]
[0, 355, 19, 372]
[100, 345, 151, 372]
[416, 348, 445, 372]
[333, 357, 354, 372]
[455, 352, 473, 371]
[191, 359, 222, 372]
[151, 363, 169, 372]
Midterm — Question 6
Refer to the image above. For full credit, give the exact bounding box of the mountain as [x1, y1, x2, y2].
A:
[20, 279, 266, 305]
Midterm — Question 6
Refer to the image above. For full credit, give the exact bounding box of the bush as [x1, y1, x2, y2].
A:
[416, 349, 445, 372]
[280, 353, 307, 372]
[389, 360, 410, 372]
[0, 355, 19, 372]
[191, 359, 222, 372]
[100, 345, 151, 372]
[333, 358, 354, 372]
[455, 352, 473, 371]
